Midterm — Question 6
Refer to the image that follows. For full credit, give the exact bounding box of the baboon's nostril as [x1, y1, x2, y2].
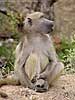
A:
[37, 85, 41, 88]
[36, 84, 44, 88]
[51, 24, 53, 27]
[47, 23, 54, 29]
[49, 21, 54, 28]
[41, 84, 44, 88]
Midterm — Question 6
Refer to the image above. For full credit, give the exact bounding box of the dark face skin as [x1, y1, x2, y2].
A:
[33, 18, 54, 33]
[23, 12, 54, 34]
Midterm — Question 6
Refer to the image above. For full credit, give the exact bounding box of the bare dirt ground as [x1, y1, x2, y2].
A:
[0, 74, 75, 100]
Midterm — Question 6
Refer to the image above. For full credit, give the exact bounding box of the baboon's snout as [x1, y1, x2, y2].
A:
[42, 18, 54, 33]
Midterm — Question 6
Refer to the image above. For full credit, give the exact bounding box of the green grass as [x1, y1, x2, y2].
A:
[57, 37, 75, 74]
[0, 41, 17, 74]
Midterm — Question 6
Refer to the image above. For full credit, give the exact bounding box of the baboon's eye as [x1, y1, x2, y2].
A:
[40, 15, 44, 18]
[27, 18, 32, 25]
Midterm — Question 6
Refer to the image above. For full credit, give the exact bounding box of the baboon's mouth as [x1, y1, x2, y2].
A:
[47, 28, 53, 34]
[47, 26, 54, 34]
[34, 87, 48, 92]
[47, 31, 50, 34]
[51, 28, 54, 32]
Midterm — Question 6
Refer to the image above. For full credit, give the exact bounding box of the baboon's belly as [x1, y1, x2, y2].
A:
[25, 53, 49, 80]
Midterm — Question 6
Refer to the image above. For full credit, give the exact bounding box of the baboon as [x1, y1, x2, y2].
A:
[0, 12, 64, 92]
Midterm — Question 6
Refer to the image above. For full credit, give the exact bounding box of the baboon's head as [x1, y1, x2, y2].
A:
[23, 12, 54, 34]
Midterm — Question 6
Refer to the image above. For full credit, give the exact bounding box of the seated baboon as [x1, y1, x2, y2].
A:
[0, 12, 64, 92]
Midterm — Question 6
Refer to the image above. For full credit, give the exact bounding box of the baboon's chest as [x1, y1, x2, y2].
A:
[25, 52, 49, 80]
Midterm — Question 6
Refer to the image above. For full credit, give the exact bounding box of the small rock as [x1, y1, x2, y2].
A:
[0, 91, 8, 98]
[0, 41, 3, 46]
[5, 38, 14, 44]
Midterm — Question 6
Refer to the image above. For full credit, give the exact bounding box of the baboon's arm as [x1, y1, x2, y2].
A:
[38, 37, 57, 78]
[15, 42, 34, 89]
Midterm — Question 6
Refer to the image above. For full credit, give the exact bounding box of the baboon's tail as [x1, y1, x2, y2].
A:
[0, 74, 20, 86]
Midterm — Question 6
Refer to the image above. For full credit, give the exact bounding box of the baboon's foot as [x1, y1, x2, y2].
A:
[34, 78, 49, 92]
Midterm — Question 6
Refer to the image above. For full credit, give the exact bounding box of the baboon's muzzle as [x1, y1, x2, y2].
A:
[39, 18, 54, 34]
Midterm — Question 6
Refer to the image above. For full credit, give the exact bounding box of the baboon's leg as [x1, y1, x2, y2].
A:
[36, 62, 64, 89]
[48, 62, 64, 85]
[0, 74, 19, 86]
[39, 37, 64, 84]
[25, 53, 41, 81]
[35, 62, 64, 92]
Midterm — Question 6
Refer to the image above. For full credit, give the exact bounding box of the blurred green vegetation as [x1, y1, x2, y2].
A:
[57, 36, 75, 74]
[0, 12, 17, 34]
[0, 41, 17, 75]
[0, 8, 22, 76]
[0, 9, 23, 39]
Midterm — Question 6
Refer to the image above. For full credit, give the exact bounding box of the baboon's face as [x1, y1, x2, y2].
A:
[23, 12, 54, 34]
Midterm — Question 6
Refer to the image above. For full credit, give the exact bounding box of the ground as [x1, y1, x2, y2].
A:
[0, 74, 75, 100]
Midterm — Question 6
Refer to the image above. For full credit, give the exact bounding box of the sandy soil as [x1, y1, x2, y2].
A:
[0, 74, 75, 100]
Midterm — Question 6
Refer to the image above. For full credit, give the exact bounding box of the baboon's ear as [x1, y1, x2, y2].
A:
[50, 0, 58, 6]
[27, 18, 32, 26]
